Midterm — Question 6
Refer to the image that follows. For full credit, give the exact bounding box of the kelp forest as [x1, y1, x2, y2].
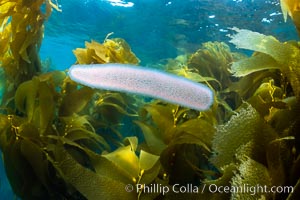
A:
[0, 0, 300, 199]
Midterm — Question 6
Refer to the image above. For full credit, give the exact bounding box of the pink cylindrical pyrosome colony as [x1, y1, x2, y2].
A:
[68, 63, 214, 111]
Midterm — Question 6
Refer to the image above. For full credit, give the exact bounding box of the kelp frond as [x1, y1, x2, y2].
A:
[48, 0, 62, 12]
[0, 0, 61, 105]
[280, 0, 300, 36]
[73, 35, 140, 65]
[229, 28, 300, 100]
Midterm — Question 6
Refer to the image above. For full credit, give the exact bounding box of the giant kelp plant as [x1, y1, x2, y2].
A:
[0, 0, 61, 105]
[0, 0, 300, 200]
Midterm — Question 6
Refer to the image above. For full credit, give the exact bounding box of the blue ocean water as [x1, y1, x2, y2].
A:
[1, 0, 299, 198]
[39, 0, 297, 70]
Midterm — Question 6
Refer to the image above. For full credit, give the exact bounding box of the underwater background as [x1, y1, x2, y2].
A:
[1, 0, 300, 199]
[39, 0, 298, 70]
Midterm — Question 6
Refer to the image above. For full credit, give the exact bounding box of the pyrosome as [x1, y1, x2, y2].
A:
[68, 63, 214, 111]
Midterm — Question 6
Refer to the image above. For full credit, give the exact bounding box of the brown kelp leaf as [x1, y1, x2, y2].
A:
[168, 65, 221, 89]
[47, 0, 62, 12]
[138, 161, 161, 187]
[142, 104, 176, 143]
[38, 70, 66, 87]
[229, 28, 295, 62]
[97, 101, 137, 117]
[10, 24, 27, 61]
[124, 136, 138, 151]
[59, 86, 94, 116]
[98, 148, 160, 188]
[134, 121, 166, 155]
[54, 145, 136, 200]
[248, 95, 274, 118]
[0, 2, 16, 15]
[268, 97, 300, 132]
[230, 52, 281, 77]
[188, 41, 236, 90]
[20, 139, 49, 191]
[173, 118, 215, 149]
[92, 155, 134, 184]
[266, 136, 295, 186]
[247, 79, 285, 117]
[280, 0, 299, 21]
[65, 128, 110, 151]
[226, 70, 280, 100]
[72, 48, 91, 64]
[139, 150, 160, 171]
[202, 163, 236, 200]
[0, 0, 56, 96]
[55, 114, 110, 151]
[210, 103, 278, 168]
[14, 77, 39, 121]
[73, 37, 139, 65]
[19, 29, 41, 63]
[15, 75, 58, 132]
[102, 145, 140, 179]
[46, 134, 99, 160]
[3, 139, 27, 197]
[85, 40, 108, 63]
[3, 139, 46, 199]
[252, 79, 284, 101]
[94, 92, 138, 126]
[280, 0, 300, 36]
[61, 114, 95, 132]
[136, 103, 216, 156]
[36, 81, 55, 133]
[229, 28, 300, 99]
[104, 38, 140, 64]
[0, 19, 11, 56]
[231, 156, 273, 200]
[18, 122, 40, 139]
[160, 143, 212, 185]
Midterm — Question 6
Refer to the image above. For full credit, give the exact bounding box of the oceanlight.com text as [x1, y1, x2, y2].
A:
[207, 184, 294, 196]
